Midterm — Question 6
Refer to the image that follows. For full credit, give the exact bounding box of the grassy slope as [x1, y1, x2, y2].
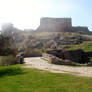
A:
[67, 41, 92, 52]
[0, 65, 92, 92]
[24, 32, 92, 51]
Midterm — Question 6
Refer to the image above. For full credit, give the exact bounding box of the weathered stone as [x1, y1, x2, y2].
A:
[88, 61, 92, 66]
[37, 17, 72, 32]
[42, 53, 79, 65]
[43, 49, 91, 65]
[37, 17, 91, 35]
[62, 49, 89, 64]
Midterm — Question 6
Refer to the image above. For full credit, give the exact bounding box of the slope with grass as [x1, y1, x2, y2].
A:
[14, 31, 92, 57]
[67, 41, 92, 52]
[0, 65, 92, 92]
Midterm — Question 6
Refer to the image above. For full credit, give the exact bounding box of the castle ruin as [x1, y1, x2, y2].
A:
[37, 17, 91, 34]
[37, 17, 72, 32]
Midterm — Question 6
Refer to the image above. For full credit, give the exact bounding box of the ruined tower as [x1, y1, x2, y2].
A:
[37, 17, 72, 32]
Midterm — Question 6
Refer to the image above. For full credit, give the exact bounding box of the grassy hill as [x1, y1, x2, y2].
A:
[13, 31, 92, 57]
[67, 41, 92, 52]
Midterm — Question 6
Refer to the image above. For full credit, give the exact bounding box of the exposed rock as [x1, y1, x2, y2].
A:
[42, 53, 79, 65]
[88, 61, 92, 66]
[43, 49, 91, 65]
[71, 27, 92, 35]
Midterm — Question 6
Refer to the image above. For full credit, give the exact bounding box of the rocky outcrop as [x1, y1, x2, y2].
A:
[42, 49, 91, 65]
[42, 53, 81, 65]
[71, 27, 92, 35]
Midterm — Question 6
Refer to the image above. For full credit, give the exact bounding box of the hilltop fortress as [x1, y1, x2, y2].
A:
[37, 17, 91, 34]
[37, 17, 72, 32]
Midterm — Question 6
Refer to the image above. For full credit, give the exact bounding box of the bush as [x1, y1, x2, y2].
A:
[0, 56, 18, 66]
[23, 49, 42, 57]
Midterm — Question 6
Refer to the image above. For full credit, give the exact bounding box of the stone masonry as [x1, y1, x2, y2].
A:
[37, 17, 72, 32]
[37, 17, 91, 34]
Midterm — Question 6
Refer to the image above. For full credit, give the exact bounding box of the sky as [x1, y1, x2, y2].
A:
[0, 0, 91, 30]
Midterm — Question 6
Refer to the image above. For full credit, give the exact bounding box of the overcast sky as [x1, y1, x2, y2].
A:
[0, 0, 91, 30]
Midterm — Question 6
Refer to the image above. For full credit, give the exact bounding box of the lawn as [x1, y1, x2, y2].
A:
[0, 65, 92, 92]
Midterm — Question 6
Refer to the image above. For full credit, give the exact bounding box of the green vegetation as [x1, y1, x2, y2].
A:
[0, 56, 18, 66]
[11, 30, 92, 57]
[0, 65, 92, 92]
[67, 41, 92, 52]
[0, 24, 18, 66]
[24, 49, 44, 57]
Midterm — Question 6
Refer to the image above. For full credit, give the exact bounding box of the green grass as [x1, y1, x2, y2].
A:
[67, 41, 92, 52]
[0, 65, 92, 92]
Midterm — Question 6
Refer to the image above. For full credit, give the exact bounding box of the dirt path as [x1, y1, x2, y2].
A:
[24, 57, 92, 77]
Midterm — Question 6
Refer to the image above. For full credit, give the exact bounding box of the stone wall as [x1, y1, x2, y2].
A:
[37, 17, 72, 32]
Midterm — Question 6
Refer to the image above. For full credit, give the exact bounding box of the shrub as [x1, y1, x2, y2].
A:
[0, 56, 18, 66]
[23, 49, 42, 57]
